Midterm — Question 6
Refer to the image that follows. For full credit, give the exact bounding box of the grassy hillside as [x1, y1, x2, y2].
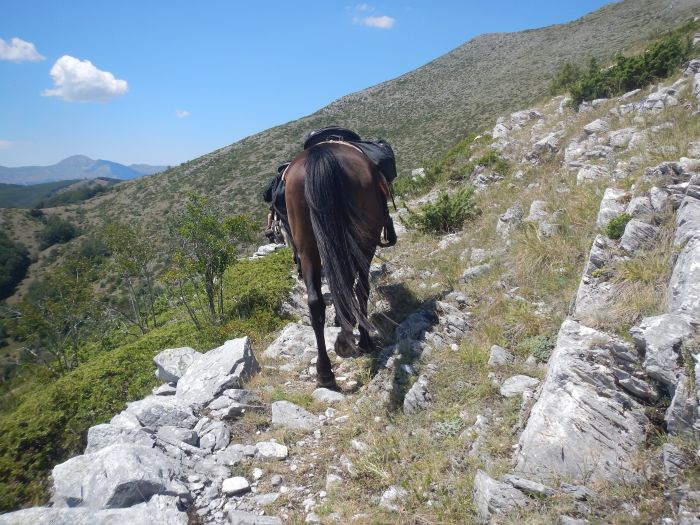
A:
[0, 180, 79, 208]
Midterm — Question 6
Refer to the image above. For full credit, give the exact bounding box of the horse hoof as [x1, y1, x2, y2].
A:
[317, 376, 340, 391]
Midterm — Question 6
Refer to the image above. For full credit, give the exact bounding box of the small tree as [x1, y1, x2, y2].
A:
[169, 193, 256, 327]
[9, 257, 102, 374]
[101, 222, 159, 334]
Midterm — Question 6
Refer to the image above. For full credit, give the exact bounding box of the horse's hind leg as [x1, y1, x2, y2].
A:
[356, 252, 376, 354]
[302, 258, 337, 390]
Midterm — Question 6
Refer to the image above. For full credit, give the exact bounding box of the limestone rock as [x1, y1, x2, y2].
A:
[663, 443, 690, 478]
[577, 164, 609, 184]
[227, 511, 283, 525]
[665, 374, 697, 436]
[196, 418, 231, 451]
[584, 118, 609, 135]
[496, 202, 523, 239]
[84, 423, 154, 454]
[0, 495, 187, 525]
[608, 127, 637, 149]
[264, 322, 341, 360]
[271, 401, 319, 431]
[176, 337, 258, 408]
[255, 441, 289, 460]
[206, 389, 264, 420]
[619, 219, 658, 253]
[404, 374, 432, 414]
[596, 188, 627, 229]
[650, 187, 670, 213]
[156, 425, 199, 447]
[153, 347, 200, 383]
[525, 200, 549, 223]
[515, 320, 649, 483]
[124, 395, 198, 430]
[631, 314, 693, 389]
[502, 474, 555, 497]
[500, 375, 540, 398]
[625, 196, 654, 220]
[488, 345, 514, 366]
[669, 237, 700, 318]
[51, 444, 181, 508]
[222, 476, 250, 496]
[379, 485, 408, 512]
[473, 470, 528, 523]
[312, 388, 345, 405]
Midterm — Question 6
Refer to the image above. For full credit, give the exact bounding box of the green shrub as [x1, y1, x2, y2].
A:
[403, 187, 480, 234]
[37, 216, 78, 249]
[606, 213, 631, 240]
[554, 27, 695, 107]
[0, 232, 30, 300]
[517, 333, 557, 362]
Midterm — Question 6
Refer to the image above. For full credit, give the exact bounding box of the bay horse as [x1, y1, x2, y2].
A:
[285, 141, 386, 389]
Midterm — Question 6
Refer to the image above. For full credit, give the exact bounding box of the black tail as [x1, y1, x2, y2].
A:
[304, 146, 371, 333]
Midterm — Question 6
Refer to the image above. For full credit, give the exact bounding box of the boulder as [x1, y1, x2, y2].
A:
[263, 322, 341, 360]
[124, 395, 198, 430]
[0, 495, 186, 525]
[630, 314, 693, 389]
[153, 347, 200, 383]
[649, 187, 670, 213]
[176, 337, 258, 408]
[271, 401, 319, 431]
[669, 238, 700, 319]
[674, 197, 700, 247]
[625, 196, 654, 220]
[51, 444, 181, 508]
[473, 470, 528, 523]
[514, 320, 648, 483]
[85, 423, 155, 454]
[608, 127, 636, 149]
[619, 219, 658, 253]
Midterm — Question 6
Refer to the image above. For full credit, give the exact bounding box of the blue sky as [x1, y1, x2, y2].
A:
[1, 1, 612, 167]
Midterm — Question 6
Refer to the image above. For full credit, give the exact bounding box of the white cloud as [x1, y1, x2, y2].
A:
[0, 140, 12, 150]
[354, 15, 396, 29]
[42, 55, 128, 103]
[176, 109, 191, 118]
[0, 37, 45, 62]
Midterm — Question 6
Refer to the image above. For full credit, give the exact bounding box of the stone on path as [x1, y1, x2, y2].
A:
[222, 476, 250, 496]
[264, 322, 341, 360]
[84, 423, 154, 454]
[271, 400, 320, 431]
[124, 395, 198, 430]
[255, 441, 289, 460]
[312, 388, 345, 405]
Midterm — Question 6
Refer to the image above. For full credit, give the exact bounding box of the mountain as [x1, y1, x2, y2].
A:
[0, 155, 167, 185]
[0, 177, 123, 209]
[77, 0, 700, 228]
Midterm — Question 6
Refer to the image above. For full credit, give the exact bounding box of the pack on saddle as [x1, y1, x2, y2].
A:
[263, 126, 398, 247]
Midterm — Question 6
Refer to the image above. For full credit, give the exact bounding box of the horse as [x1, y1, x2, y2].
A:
[285, 141, 386, 390]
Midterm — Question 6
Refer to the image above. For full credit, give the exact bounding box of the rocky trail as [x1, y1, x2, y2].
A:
[4, 59, 700, 525]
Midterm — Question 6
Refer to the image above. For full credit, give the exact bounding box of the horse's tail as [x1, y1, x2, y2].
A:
[304, 146, 371, 333]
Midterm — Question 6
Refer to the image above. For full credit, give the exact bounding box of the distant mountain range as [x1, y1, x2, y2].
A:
[0, 155, 169, 185]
